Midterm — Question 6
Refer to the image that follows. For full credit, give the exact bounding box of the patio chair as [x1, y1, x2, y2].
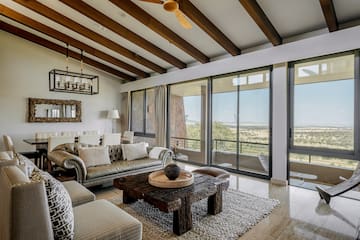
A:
[316, 162, 360, 204]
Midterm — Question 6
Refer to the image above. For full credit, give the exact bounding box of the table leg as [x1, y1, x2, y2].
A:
[208, 187, 223, 215]
[173, 197, 192, 235]
[123, 191, 137, 204]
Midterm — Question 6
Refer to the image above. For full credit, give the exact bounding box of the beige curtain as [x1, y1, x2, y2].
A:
[155, 85, 166, 147]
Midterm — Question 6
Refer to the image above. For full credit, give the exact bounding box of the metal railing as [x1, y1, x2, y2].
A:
[170, 137, 269, 155]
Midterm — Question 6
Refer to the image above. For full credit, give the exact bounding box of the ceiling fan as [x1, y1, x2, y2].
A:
[139, 0, 192, 29]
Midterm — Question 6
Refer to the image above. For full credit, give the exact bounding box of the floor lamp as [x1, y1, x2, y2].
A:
[107, 109, 120, 133]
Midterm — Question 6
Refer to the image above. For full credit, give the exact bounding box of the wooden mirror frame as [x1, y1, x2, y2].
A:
[28, 98, 81, 122]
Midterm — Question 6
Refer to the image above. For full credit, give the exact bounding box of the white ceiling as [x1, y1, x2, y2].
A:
[1, 0, 360, 80]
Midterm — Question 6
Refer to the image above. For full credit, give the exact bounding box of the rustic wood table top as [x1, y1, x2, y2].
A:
[114, 171, 229, 235]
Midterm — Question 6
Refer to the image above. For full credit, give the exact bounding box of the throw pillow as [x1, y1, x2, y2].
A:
[30, 170, 74, 240]
[108, 145, 123, 162]
[52, 143, 76, 154]
[149, 147, 168, 159]
[122, 142, 148, 161]
[16, 153, 37, 177]
[78, 146, 111, 168]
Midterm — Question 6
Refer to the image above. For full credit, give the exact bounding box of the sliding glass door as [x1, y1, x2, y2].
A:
[168, 79, 208, 165]
[212, 68, 271, 177]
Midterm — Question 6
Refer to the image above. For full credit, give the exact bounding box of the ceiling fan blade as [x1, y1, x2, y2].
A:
[139, 0, 163, 4]
[174, 9, 192, 29]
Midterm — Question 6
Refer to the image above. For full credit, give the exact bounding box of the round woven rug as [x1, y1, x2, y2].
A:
[113, 189, 279, 240]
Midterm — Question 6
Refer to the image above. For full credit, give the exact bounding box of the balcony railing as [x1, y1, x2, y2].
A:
[170, 137, 269, 155]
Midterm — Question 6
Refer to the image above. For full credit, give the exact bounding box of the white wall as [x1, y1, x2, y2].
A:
[0, 30, 122, 151]
[272, 63, 288, 184]
[119, 25, 360, 183]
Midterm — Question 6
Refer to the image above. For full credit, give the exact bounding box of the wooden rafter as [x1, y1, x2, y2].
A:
[178, 0, 240, 56]
[0, 21, 136, 81]
[239, 0, 282, 46]
[59, 0, 186, 69]
[0, 4, 148, 79]
[109, 0, 209, 64]
[13, 0, 166, 74]
[319, 0, 338, 32]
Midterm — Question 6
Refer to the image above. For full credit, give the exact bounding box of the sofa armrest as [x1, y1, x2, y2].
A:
[47, 151, 87, 183]
[158, 149, 173, 166]
[0, 158, 18, 167]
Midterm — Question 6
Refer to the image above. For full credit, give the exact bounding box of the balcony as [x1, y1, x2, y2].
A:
[170, 137, 356, 187]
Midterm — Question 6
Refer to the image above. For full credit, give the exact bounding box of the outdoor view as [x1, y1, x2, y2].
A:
[167, 53, 358, 183]
[291, 54, 357, 171]
[169, 69, 270, 175]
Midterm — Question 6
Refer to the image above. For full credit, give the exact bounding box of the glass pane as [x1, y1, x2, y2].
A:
[289, 153, 359, 199]
[146, 88, 155, 134]
[212, 69, 271, 176]
[212, 74, 238, 170]
[169, 79, 207, 164]
[293, 54, 355, 151]
[131, 91, 144, 132]
[239, 69, 270, 175]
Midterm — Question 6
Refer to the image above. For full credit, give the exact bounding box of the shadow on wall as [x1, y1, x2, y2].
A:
[99, 110, 108, 119]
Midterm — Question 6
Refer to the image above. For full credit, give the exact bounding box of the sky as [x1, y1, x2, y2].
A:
[294, 79, 353, 127]
[182, 79, 353, 128]
[183, 88, 269, 125]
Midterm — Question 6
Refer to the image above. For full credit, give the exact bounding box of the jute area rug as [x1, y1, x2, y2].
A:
[111, 189, 280, 240]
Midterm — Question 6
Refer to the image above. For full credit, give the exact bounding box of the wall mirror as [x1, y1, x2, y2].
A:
[28, 98, 81, 122]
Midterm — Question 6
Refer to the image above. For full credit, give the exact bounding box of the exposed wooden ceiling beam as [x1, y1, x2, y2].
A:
[178, 0, 240, 56]
[13, 0, 166, 74]
[319, 0, 338, 32]
[109, 0, 209, 64]
[0, 21, 136, 81]
[239, 0, 282, 46]
[0, 4, 148, 79]
[59, 0, 186, 69]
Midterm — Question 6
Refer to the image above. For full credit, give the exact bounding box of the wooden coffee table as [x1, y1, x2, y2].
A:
[114, 172, 229, 235]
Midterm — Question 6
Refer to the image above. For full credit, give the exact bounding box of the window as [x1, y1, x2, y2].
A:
[130, 88, 155, 136]
[290, 54, 355, 153]
[289, 52, 359, 189]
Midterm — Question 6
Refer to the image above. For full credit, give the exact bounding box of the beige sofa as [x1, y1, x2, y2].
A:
[0, 164, 142, 240]
[48, 144, 172, 187]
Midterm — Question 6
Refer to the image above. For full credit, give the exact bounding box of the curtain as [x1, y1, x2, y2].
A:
[155, 85, 166, 147]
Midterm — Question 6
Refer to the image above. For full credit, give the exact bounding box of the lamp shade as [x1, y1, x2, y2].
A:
[107, 109, 120, 119]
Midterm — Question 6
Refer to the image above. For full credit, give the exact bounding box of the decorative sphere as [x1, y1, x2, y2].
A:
[164, 164, 180, 180]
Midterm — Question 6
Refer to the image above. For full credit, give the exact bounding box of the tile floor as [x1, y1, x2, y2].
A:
[93, 163, 360, 240]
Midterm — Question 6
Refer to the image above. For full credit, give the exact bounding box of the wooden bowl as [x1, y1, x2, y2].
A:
[148, 170, 194, 188]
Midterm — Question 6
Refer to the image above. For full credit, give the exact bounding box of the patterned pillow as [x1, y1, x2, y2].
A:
[108, 145, 123, 162]
[31, 170, 74, 240]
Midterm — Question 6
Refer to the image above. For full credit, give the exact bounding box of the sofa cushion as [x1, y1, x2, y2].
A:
[62, 180, 95, 207]
[86, 159, 162, 179]
[0, 151, 13, 160]
[73, 199, 142, 240]
[78, 146, 111, 168]
[122, 142, 148, 161]
[0, 151, 18, 168]
[31, 170, 74, 240]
